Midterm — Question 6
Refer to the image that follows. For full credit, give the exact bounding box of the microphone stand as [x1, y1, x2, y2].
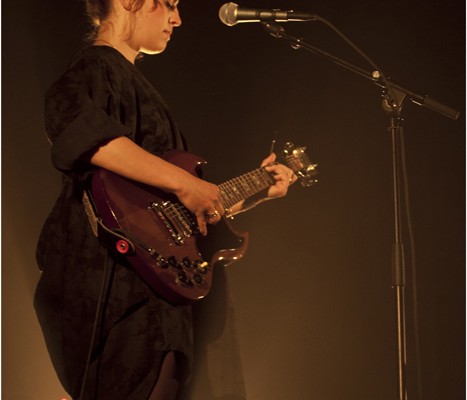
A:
[262, 22, 460, 120]
[261, 21, 459, 400]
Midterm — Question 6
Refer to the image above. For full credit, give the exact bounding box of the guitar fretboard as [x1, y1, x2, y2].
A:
[219, 167, 275, 209]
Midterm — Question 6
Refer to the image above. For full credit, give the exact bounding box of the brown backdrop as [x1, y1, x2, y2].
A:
[3, 1, 465, 399]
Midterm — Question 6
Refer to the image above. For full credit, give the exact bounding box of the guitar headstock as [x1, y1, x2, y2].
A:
[281, 142, 318, 187]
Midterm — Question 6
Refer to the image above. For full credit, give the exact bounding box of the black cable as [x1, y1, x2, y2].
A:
[313, 16, 402, 114]
[317, 17, 424, 399]
[78, 251, 113, 400]
[399, 126, 423, 400]
[265, 16, 424, 399]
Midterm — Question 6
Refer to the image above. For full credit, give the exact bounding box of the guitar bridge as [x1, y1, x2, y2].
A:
[149, 201, 198, 245]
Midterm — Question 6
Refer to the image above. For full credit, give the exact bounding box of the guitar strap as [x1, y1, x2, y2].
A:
[82, 190, 99, 237]
[82, 190, 136, 255]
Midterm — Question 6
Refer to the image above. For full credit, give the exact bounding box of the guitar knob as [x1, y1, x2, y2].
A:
[168, 256, 178, 268]
[182, 257, 193, 269]
[193, 273, 204, 285]
[176, 271, 193, 287]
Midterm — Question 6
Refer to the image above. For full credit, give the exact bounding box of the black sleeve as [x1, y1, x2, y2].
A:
[45, 54, 132, 173]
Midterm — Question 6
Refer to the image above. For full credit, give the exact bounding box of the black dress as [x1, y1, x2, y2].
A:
[34, 46, 192, 400]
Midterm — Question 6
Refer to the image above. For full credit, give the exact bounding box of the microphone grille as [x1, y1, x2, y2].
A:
[219, 2, 239, 26]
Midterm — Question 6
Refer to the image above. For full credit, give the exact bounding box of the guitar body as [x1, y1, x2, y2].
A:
[91, 150, 249, 305]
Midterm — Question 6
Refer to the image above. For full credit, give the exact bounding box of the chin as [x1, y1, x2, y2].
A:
[142, 50, 165, 55]
[141, 44, 168, 55]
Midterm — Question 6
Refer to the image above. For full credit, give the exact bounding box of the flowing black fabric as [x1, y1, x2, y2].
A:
[34, 46, 192, 400]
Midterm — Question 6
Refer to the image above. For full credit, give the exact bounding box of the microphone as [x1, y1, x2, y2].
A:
[219, 2, 317, 26]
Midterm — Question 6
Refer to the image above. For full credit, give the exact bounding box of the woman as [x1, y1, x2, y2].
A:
[34, 1, 296, 399]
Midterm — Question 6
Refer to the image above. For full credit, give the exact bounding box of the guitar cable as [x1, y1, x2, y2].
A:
[78, 250, 113, 400]
[398, 126, 423, 400]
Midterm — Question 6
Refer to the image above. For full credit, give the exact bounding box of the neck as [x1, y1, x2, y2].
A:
[94, 26, 139, 64]
[94, 38, 116, 49]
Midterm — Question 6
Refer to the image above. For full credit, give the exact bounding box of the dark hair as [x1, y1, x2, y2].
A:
[84, 0, 157, 39]
[85, 0, 147, 25]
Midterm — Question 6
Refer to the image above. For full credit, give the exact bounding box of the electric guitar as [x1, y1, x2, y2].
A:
[88, 142, 318, 305]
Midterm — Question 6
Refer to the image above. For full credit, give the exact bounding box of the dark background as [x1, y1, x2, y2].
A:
[3, 1, 465, 399]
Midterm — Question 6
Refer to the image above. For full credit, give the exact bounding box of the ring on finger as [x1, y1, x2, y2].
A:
[205, 210, 220, 219]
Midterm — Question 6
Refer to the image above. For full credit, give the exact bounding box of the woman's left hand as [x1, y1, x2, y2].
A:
[261, 152, 297, 200]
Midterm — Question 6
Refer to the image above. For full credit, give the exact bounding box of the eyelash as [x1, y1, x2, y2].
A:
[164, 1, 177, 11]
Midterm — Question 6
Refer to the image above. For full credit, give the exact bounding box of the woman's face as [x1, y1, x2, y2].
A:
[133, 0, 182, 55]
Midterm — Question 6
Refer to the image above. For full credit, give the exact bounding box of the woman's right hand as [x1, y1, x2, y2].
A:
[90, 137, 223, 235]
[174, 174, 224, 236]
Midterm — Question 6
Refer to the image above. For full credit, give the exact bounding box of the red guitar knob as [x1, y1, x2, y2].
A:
[116, 240, 130, 254]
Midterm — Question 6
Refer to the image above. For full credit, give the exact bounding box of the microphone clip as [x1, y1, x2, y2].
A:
[262, 22, 285, 39]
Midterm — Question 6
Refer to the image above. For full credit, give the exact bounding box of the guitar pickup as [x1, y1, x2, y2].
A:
[149, 201, 197, 245]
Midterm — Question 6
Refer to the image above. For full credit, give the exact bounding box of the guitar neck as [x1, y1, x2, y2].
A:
[218, 167, 275, 209]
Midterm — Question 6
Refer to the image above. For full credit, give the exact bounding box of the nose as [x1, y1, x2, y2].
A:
[170, 8, 182, 27]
